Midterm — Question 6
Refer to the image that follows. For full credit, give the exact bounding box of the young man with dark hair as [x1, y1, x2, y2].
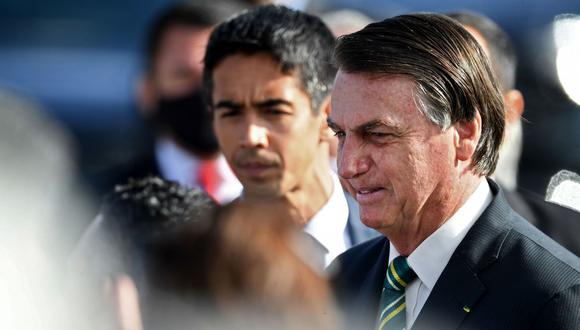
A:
[328, 13, 579, 329]
[203, 5, 377, 267]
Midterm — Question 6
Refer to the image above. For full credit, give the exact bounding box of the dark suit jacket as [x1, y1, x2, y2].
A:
[331, 180, 580, 329]
[505, 187, 580, 256]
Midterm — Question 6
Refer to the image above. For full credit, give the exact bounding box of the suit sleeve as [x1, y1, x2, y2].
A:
[533, 284, 580, 329]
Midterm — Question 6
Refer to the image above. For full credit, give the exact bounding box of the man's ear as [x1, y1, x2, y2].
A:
[317, 96, 333, 140]
[453, 111, 482, 162]
[503, 89, 524, 125]
[136, 74, 157, 116]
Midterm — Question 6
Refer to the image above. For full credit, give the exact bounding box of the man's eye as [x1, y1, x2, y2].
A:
[333, 130, 346, 138]
[265, 108, 288, 116]
[365, 131, 393, 142]
[369, 132, 388, 137]
[221, 109, 241, 118]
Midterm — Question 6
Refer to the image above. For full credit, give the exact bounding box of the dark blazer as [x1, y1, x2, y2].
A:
[505, 187, 580, 256]
[331, 180, 580, 329]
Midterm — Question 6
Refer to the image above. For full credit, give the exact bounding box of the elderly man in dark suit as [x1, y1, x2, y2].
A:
[328, 13, 580, 330]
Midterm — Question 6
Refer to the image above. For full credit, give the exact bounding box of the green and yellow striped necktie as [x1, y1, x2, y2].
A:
[377, 256, 417, 330]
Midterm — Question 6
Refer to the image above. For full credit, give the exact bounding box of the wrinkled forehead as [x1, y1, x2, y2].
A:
[331, 71, 419, 117]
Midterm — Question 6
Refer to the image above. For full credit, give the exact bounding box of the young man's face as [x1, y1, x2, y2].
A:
[211, 53, 326, 199]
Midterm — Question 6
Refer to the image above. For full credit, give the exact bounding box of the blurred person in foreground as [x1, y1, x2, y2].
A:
[328, 13, 580, 329]
[98, 198, 336, 330]
[0, 89, 91, 330]
[202, 4, 377, 268]
[129, 201, 338, 330]
[95, 1, 247, 203]
[448, 12, 580, 256]
[68, 176, 216, 329]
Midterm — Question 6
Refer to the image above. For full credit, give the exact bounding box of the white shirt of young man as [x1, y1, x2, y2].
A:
[304, 170, 351, 267]
[155, 138, 242, 203]
[388, 179, 493, 328]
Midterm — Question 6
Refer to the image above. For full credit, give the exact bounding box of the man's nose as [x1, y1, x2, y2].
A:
[337, 136, 370, 179]
[241, 121, 269, 148]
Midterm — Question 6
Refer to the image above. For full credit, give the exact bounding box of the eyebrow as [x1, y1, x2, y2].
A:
[213, 98, 293, 111]
[254, 98, 293, 109]
[214, 100, 243, 111]
[327, 118, 402, 134]
[326, 118, 342, 131]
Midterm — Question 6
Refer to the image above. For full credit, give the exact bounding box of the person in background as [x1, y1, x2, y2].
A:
[328, 13, 579, 329]
[95, 1, 248, 203]
[448, 11, 580, 255]
[203, 4, 377, 268]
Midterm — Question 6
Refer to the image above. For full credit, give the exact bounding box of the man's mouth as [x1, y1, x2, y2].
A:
[237, 161, 278, 178]
[354, 186, 386, 203]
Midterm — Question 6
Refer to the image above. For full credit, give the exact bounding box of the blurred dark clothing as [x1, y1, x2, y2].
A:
[89, 146, 161, 202]
[505, 186, 580, 256]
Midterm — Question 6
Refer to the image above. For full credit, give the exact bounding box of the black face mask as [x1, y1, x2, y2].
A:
[154, 90, 219, 157]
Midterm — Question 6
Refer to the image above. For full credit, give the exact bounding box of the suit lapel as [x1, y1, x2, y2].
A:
[413, 179, 514, 329]
[411, 257, 486, 329]
[345, 239, 390, 329]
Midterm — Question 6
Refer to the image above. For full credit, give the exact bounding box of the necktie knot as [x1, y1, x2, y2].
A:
[385, 256, 416, 291]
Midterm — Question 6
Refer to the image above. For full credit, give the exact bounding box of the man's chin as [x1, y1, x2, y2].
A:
[359, 210, 391, 231]
[242, 182, 284, 201]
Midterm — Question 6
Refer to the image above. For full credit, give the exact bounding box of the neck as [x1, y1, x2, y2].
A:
[285, 149, 334, 226]
[386, 174, 483, 256]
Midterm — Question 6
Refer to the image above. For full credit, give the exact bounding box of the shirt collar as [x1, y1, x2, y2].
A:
[389, 179, 493, 290]
[155, 137, 196, 184]
[303, 171, 350, 264]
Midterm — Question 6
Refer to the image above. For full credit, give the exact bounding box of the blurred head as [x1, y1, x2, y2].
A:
[207, 201, 336, 328]
[140, 1, 247, 157]
[203, 5, 337, 199]
[98, 176, 216, 279]
[321, 9, 373, 37]
[1, 89, 88, 330]
[448, 12, 525, 190]
[125, 199, 335, 330]
[329, 14, 504, 240]
[69, 176, 216, 329]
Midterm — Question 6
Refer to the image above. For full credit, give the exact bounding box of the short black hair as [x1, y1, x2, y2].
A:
[100, 175, 216, 253]
[145, 1, 248, 73]
[203, 4, 337, 113]
[335, 13, 504, 176]
[447, 12, 517, 91]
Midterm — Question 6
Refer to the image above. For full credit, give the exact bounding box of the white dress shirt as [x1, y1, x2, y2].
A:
[304, 171, 351, 266]
[155, 138, 242, 204]
[388, 179, 493, 329]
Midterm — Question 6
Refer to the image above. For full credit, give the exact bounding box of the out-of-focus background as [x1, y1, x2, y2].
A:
[1, 0, 578, 208]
